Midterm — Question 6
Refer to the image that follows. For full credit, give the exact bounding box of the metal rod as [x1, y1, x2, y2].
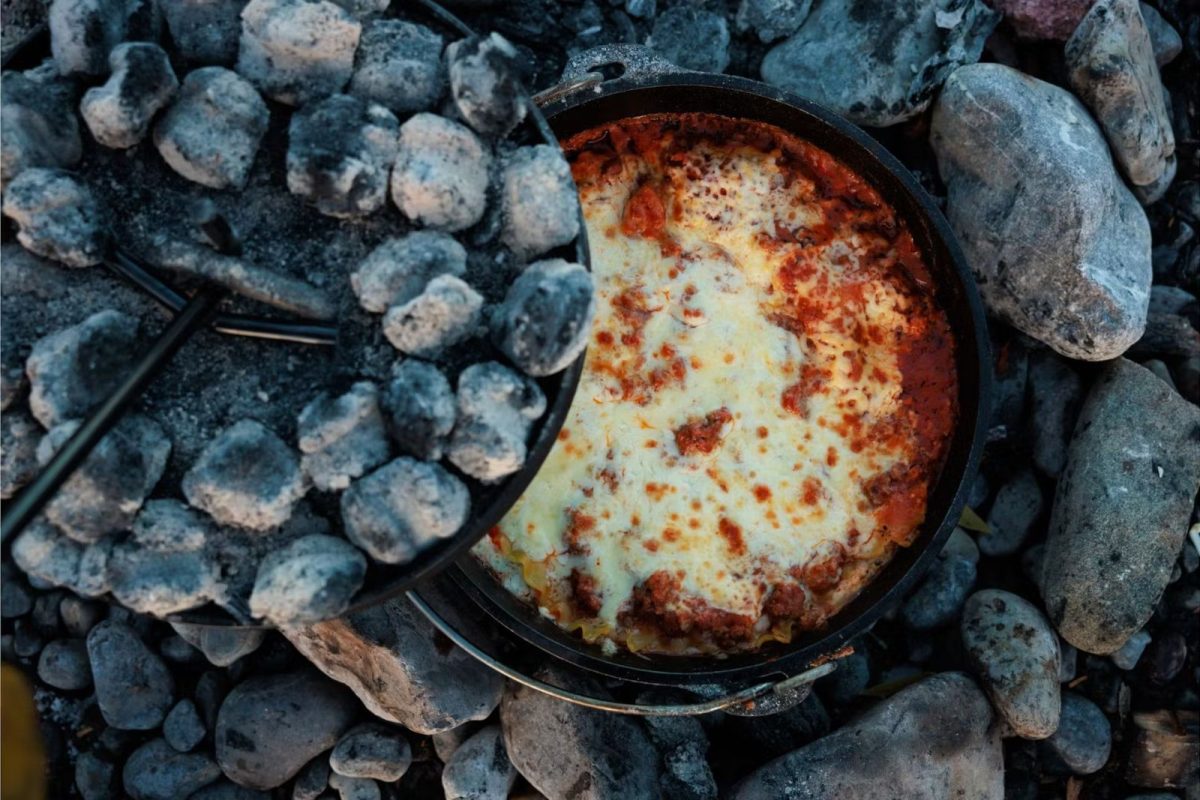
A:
[0, 289, 224, 542]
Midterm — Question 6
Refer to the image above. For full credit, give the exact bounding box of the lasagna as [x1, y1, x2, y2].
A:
[472, 113, 958, 656]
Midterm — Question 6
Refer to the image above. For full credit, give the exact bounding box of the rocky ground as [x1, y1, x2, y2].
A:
[2, 0, 1199, 799]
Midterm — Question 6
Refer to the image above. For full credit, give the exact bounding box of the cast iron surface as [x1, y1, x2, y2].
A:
[419, 61, 991, 688]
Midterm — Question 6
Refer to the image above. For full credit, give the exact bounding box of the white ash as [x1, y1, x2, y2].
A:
[182, 419, 308, 532]
[490, 258, 596, 377]
[153, 67, 270, 190]
[81, 43, 179, 150]
[162, 0, 245, 65]
[249, 533, 366, 625]
[25, 309, 141, 428]
[236, 0, 362, 106]
[381, 359, 456, 461]
[286, 93, 399, 219]
[390, 112, 491, 232]
[350, 19, 444, 114]
[2, 168, 106, 268]
[297, 381, 391, 492]
[0, 63, 82, 190]
[1, 409, 40, 499]
[37, 414, 171, 544]
[350, 230, 467, 314]
[447, 361, 545, 483]
[445, 33, 527, 138]
[382, 274, 484, 357]
[339, 456, 469, 564]
[328, 723, 412, 782]
[499, 144, 580, 260]
[11, 519, 84, 590]
[48, 0, 127, 76]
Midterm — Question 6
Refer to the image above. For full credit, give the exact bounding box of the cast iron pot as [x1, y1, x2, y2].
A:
[412, 45, 992, 705]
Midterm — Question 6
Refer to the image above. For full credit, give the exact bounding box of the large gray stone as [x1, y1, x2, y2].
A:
[123, 738, 220, 800]
[931, 63, 1151, 361]
[1042, 358, 1200, 654]
[283, 596, 503, 734]
[0, 64, 82, 191]
[87, 620, 175, 730]
[328, 723, 411, 782]
[1028, 350, 1084, 478]
[980, 467, 1044, 556]
[442, 725, 516, 800]
[1139, 2, 1181, 66]
[761, 0, 999, 127]
[732, 673, 1004, 799]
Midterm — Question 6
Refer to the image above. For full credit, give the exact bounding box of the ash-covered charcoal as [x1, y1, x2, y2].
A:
[248, 534, 367, 625]
[329, 723, 413, 782]
[162, 0, 245, 65]
[286, 94, 399, 218]
[48, 0, 127, 76]
[25, 309, 140, 428]
[236, 0, 362, 106]
[0, 64, 83, 190]
[153, 67, 269, 190]
[351, 230, 467, 314]
[340, 457, 469, 564]
[297, 381, 391, 492]
[491, 258, 596, 377]
[382, 274, 484, 357]
[76, 539, 114, 597]
[381, 359, 456, 461]
[391, 112, 491, 232]
[350, 20, 444, 114]
[107, 500, 222, 617]
[147, 236, 335, 319]
[446, 33, 527, 139]
[81, 43, 180, 150]
[500, 144, 580, 260]
[37, 414, 172, 544]
[182, 419, 308, 532]
[1, 409, 40, 499]
[11, 519, 84, 589]
[2, 168, 106, 268]
[446, 362, 546, 483]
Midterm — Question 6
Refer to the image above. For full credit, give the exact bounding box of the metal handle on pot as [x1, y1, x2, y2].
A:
[406, 591, 836, 716]
[532, 44, 690, 108]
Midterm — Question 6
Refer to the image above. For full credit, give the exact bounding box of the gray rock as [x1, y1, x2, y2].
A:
[123, 738, 221, 800]
[237, 0, 361, 105]
[1058, 639, 1077, 682]
[442, 725, 516, 800]
[215, 670, 358, 789]
[1043, 359, 1200, 654]
[931, 63, 1151, 360]
[502, 668, 661, 800]
[649, 6, 729, 74]
[432, 725, 474, 762]
[12, 519, 84, 591]
[380, 359, 456, 461]
[500, 145, 580, 260]
[170, 623, 264, 667]
[625, 0, 655, 17]
[1041, 692, 1112, 775]
[340, 457, 469, 564]
[249, 534, 366, 625]
[327, 773, 379, 800]
[30, 590, 63, 636]
[762, 0, 998, 127]
[189, 780, 271, 800]
[88, 620, 175, 730]
[183, 419, 307, 532]
[816, 645, 871, 706]
[37, 637, 91, 690]
[733, 673, 1003, 799]
[1139, 2, 1181, 65]
[329, 723, 412, 782]
[109, 500, 221, 616]
[1111, 629, 1152, 670]
[1066, 0, 1175, 199]
[961, 589, 1061, 739]
[391, 113, 490, 231]
[382, 274, 483, 357]
[162, 633, 201, 661]
[1, 409, 40, 499]
[286, 94, 399, 218]
[445, 33, 526, 138]
[59, 596, 101, 637]
[162, 0, 245, 64]
[491, 258, 595, 377]
[900, 541, 977, 629]
[447, 361, 546, 483]
[283, 595, 504, 733]
[298, 382, 390, 492]
[980, 467, 1044, 556]
[3, 168, 105, 268]
[351, 231, 467, 314]
[735, 0, 811, 42]
[292, 757, 330, 800]
[48, 0, 125, 76]
[0, 564, 33, 618]
[39, 415, 171, 543]
[164, 699, 206, 752]
[81, 43, 179, 149]
[154, 67, 269, 190]
[351, 20, 443, 114]
[0, 64, 83, 190]
[1028, 350, 1084, 478]
[721, 691, 829, 762]
[75, 749, 117, 800]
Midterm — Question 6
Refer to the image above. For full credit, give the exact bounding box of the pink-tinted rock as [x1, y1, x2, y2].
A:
[986, 0, 1095, 40]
